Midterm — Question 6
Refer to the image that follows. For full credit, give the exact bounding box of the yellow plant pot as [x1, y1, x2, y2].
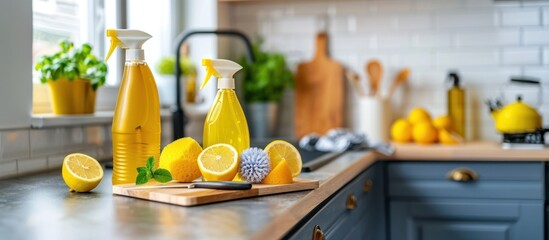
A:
[47, 78, 96, 114]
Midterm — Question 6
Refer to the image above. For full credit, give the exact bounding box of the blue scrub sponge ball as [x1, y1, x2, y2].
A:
[239, 147, 270, 183]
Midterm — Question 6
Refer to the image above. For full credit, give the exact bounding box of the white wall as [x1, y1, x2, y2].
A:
[0, 0, 32, 129]
[225, 0, 549, 141]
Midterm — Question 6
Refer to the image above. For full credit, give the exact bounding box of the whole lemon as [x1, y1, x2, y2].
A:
[408, 108, 432, 125]
[433, 115, 453, 131]
[412, 121, 438, 145]
[159, 137, 203, 182]
[439, 129, 462, 145]
[391, 118, 413, 143]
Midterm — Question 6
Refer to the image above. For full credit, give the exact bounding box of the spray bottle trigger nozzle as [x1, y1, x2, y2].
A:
[200, 59, 218, 89]
[105, 30, 122, 61]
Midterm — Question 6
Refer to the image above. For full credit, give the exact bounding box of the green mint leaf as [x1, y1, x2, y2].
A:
[137, 167, 148, 175]
[153, 169, 173, 183]
[136, 172, 150, 185]
[146, 156, 155, 171]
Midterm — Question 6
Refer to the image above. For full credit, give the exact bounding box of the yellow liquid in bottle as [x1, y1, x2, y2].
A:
[448, 87, 465, 138]
[203, 89, 250, 154]
[112, 61, 161, 185]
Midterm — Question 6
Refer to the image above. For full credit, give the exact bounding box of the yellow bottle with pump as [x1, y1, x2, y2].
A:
[105, 29, 161, 185]
[447, 72, 465, 138]
[201, 59, 250, 154]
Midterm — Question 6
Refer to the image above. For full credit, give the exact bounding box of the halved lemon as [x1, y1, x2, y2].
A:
[62, 153, 104, 192]
[264, 140, 302, 178]
[197, 144, 239, 181]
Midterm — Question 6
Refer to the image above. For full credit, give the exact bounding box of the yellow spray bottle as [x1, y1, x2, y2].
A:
[106, 29, 161, 185]
[201, 59, 250, 154]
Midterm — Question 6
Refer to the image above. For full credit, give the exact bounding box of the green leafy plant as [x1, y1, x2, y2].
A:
[239, 38, 294, 103]
[136, 157, 173, 185]
[156, 56, 197, 76]
[34, 40, 108, 90]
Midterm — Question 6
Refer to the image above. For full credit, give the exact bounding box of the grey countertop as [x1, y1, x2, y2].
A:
[0, 151, 370, 240]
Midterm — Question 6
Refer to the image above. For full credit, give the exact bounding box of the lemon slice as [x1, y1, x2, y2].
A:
[198, 144, 239, 181]
[62, 153, 104, 192]
[264, 140, 302, 178]
[261, 159, 293, 185]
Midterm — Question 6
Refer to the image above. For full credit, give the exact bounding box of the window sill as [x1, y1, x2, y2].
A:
[31, 109, 173, 128]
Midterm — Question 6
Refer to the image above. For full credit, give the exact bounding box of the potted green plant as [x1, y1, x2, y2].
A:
[156, 52, 197, 104]
[239, 38, 294, 138]
[35, 40, 107, 114]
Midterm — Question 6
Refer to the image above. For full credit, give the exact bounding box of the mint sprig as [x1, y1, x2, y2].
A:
[136, 157, 173, 185]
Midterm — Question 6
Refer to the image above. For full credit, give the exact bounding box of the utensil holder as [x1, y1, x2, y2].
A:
[356, 97, 391, 143]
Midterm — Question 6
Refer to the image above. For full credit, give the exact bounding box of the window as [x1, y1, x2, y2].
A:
[32, 0, 183, 112]
[32, 0, 109, 83]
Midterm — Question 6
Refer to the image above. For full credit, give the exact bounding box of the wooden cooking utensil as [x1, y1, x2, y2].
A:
[366, 60, 383, 96]
[346, 70, 366, 96]
[387, 68, 410, 98]
[294, 32, 345, 138]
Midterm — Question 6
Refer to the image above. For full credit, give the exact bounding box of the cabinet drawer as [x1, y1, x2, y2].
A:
[388, 162, 543, 200]
[390, 199, 543, 240]
[289, 164, 378, 240]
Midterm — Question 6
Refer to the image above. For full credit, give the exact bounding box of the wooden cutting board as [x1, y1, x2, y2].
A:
[295, 32, 345, 139]
[112, 178, 319, 207]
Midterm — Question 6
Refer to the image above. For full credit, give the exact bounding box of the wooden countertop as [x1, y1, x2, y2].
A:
[382, 142, 549, 161]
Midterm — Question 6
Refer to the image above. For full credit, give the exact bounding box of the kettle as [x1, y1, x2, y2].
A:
[488, 96, 542, 133]
[487, 78, 544, 133]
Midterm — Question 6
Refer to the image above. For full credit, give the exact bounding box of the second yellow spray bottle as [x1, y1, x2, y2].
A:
[201, 59, 250, 154]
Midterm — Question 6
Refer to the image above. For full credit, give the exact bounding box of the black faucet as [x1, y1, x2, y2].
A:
[172, 30, 255, 140]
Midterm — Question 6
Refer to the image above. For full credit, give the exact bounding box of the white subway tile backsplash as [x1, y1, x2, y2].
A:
[0, 161, 17, 179]
[436, 49, 499, 66]
[388, 51, 434, 67]
[436, 10, 498, 29]
[411, 32, 453, 48]
[501, 47, 541, 65]
[395, 14, 432, 30]
[356, 15, 397, 31]
[416, 0, 464, 11]
[1, 130, 29, 162]
[329, 16, 357, 33]
[331, 35, 372, 52]
[523, 28, 549, 44]
[228, 0, 549, 141]
[47, 154, 64, 170]
[458, 67, 522, 86]
[270, 17, 316, 34]
[17, 157, 47, 175]
[85, 126, 105, 146]
[376, 34, 412, 49]
[543, 47, 549, 64]
[30, 128, 61, 157]
[500, 8, 540, 26]
[454, 30, 520, 46]
[543, 8, 549, 25]
[524, 67, 549, 82]
[372, 0, 413, 13]
[465, 0, 496, 8]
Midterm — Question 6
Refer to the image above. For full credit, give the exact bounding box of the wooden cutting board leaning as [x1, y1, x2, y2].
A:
[294, 32, 345, 138]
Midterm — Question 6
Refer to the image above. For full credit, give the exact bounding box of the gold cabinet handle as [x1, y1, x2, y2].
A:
[312, 225, 324, 240]
[346, 193, 357, 210]
[363, 179, 373, 192]
[447, 168, 478, 182]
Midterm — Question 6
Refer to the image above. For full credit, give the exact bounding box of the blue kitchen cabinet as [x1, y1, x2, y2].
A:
[387, 162, 545, 240]
[390, 199, 543, 240]
[288, 163, 385, 240]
